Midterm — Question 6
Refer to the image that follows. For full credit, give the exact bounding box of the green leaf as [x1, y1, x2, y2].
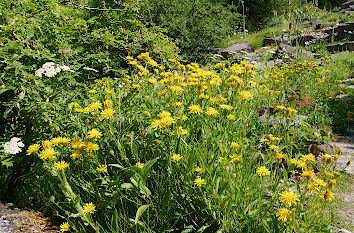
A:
[134, 205, 150, 225]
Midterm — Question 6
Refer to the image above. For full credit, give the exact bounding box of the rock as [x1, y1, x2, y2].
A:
[209, 48, 222, 55]
[322, 22, 354, 41]
[326, 41, 354, 53]
[291, 34, 330, 47]
[334, 136, 354, 175]
[263, 37, 279, 46]
[220, 43, 252, 59]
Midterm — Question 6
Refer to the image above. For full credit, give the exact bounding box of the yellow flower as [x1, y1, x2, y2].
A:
[99, 108, 115, 120]
[301, 170, 315, 179]
[104, 99, 113, 108]
[314, 178, 326, 187]
[83, 202, 96, 214]
[227, 114, 235, 120]
[256, 166, 270, 176]
[239, 91, 252, 100]
[171, 153, 182, 162]
[188, 105, 203, 114]
[260, 138, 269, 143]
[126, 56, 134, 60]
[301, 153, 315, 163]
[26, 144, 40, 155]
[71, 139, 85, 149]
[159, 90, 168, 96]
[71, 151, 81, 160]
[88, 129, 102, 139]
[97, 164, 107, 173]
[205, 107, 219, 116]
[136, 162, 144, 168]
[280, 191, 298, 207]
[51, 137, 70, 146]
[158, 111, 171, 118]
[68, 102, 79, 109]
[42, 140, 51, 150]
[328, 179, 336, 189]
[106, 90, 113, 96]
[151, 119, 165, 130]
[178, 126, 188, 136]
[195, 166, 202, 173]
[170, 85, 183, 93]
[286, 107, 297, 114]
[56, 161, 69, 170]
[88, 90, 97, 94]
[290, 158, 299, 166]
[89, 101, 102, 110]
[161, 116, 175, 125]
[194, 177, 206, 187]
[270, 145, 279, 151]
[85, 142, 99, 152]
[231, 142, 240, 148]
[60, 222, 70, 232]
[276, 208, 291, 222]
[220, 104, 234, 110]
[276, 152, 286, 161]
[175, 102, 183, 107]
[42, 148, 57, 160]
[321, 189, 334, 201]
[229, 154, 241, 163]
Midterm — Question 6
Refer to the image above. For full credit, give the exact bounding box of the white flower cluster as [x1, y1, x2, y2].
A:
[3, 137, 25, 154]
[35, 62, 75, 77]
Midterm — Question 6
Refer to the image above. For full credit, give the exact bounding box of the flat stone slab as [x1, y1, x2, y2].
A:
[221, 43, 252, 58]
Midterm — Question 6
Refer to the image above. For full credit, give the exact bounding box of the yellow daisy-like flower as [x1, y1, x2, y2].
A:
[301, 169, 315, 179]
[104, 99, 113, 108]
[195, 166, 202, 173]
[178, 126, 188, 136]
[89, 101, 102, 110]
[99, 108, 115, 120]
[136, 162, 144, 168]
[68, 102, 79, 109]
[260, 138, 269, 143]
[181, 114, 188, 121]
[85, 142, 99, 152]
[286, 107, 297, 114]
[270, 145, 279, 151]
[97, 164, 107, 173]
[301, 153, 315, 163]
[321, 189, 335, 201]
[188, 105, 203, 114]
[256, 166, 270, 176]
[227, 114, 235, 120]
[42, 140, 51, 150]
[220, 104, 234, 111]
[239, 91, 252, 100]
[314, 178, 326, 187]
[42, 148, 57, 160]
[231, 142, 240, 148]
[328, 179, 336, 189]
[83, 202, 96, 214]
[290, 158, 299, 166]
[296, 161, 307, 169]
[279, 191, 299, 207]
[276, 208, 291, 222]
[175, 102, 183, 107]
[229, 154, 241, 163]
[26, 144, 40, 155]
[170, 85, 183, 93]
[71, 151, 81, 160]
[88, 129, 102, 139]
[71, 139, 85, 149]
[88, 90, 97, 94]
[56, 161, 69, 170]
[158, 111, 171, 118]
[161, 116, 175, 125]
[51, 137, 70, 146]
[276, 152, 286, 161]
[194, 177, 206, 187]
[171, 153, 182, 162]
[205, 107, 219, 116]
[151, 119, 165, 130]
[60, 222, 70, 232]
[106, 90, 113, 96]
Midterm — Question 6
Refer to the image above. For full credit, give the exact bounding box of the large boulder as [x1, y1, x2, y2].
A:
[327, 41, 354, 53]
[220, 43, 252, 59]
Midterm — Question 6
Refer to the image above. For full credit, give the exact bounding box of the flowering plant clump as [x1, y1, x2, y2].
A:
[24, 53, 349, 232]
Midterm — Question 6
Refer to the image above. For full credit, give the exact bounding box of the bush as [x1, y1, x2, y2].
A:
[143, 0, 241, 61]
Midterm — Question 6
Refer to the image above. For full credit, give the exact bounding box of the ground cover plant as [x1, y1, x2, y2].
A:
[5, 52, 349, 232]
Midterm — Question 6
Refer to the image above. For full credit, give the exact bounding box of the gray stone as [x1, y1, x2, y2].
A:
[263, 37, 279, 46]
[338, 229, 352, 233]
[327, 41, 354, 53]
[220, 43, 252, 59]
